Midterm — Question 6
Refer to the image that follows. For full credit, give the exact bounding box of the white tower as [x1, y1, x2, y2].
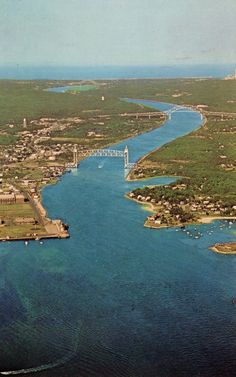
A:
[124, 145, 129, 169]
[73, 145, 78, 167]
[23, 118, 27, 128]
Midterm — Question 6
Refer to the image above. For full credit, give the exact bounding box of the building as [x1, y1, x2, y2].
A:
[14, 217, 36, 224]
[225, 68, 236, 80]
[0, 193, 25, 204]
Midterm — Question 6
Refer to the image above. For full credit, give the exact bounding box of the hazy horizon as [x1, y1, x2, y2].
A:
[0, 63, 234, 80]
[1, 0, 236, 67]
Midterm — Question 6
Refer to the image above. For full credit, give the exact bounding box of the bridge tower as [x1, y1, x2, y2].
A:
[73, 145, 78, 167]
[124, 145, 129, 169]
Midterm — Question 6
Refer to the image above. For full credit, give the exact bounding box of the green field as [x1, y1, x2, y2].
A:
[0, 203, 45, 239]
[65, 85, 97, 93]
[133, 117, 236, 199]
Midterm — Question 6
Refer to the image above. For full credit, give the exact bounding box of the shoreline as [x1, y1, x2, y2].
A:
[124, 101, 235, 249]
[126, 101, 207, 181]
[210, 242, 236, 255]
[126, 195, 236, 253]
[126, 195, 236, 228]
[0, 179, 70, 243]
[0, 233, 69, 243]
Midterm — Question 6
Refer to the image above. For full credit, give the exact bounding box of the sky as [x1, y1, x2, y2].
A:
[0, 0, 236, 66]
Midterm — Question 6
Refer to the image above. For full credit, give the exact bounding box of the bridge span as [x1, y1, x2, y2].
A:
[76, 149, 124, 158]
[68, 145, 135, 171]
[165, 106, 204, 120]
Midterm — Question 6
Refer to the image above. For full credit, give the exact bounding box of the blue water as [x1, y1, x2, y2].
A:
[46, 85, 97, 93]
[0, 100, 235, 377]
[0, 64, 234, 80]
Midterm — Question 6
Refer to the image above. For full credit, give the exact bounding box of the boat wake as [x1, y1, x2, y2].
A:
[0, 348, 75, 375]
[0, 320, 81, 376]
[98, 161, 105, 169]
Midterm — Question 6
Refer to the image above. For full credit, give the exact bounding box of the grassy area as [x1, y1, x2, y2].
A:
[131, 115, 236, 203]
[0, 203, 35, 218]
[99, 78, 236, 112]
[126, 79, 236, 229]
[0, 78, 236, 126]
[0, 224, 46, 239]
[65, 85, 97, 92]
[0, 79, 159, 127]
[0, 203, 46, 239]
[50, 116, 164, 147]
[0, 134, 18, 145]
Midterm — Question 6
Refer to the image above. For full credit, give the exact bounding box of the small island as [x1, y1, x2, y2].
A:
[210, 242, 236, 254]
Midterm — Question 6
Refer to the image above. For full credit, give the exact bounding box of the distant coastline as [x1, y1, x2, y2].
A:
[0, 64, 235, 80]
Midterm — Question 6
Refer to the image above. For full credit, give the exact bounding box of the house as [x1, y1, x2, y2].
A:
[14, 217, 36, 224]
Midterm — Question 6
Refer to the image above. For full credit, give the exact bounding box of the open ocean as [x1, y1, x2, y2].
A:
[0, 64, 234, 80]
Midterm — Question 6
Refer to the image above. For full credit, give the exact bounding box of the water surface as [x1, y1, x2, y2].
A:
[0, 64, 234, 80]
[0, 100, 235, 377]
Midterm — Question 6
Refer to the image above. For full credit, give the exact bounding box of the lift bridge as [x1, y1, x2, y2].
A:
[70, 145, 136, 170]
[165, 106, 204, 120]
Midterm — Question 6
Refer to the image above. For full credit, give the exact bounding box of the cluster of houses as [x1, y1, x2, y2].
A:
[0, 113, 109, 168]
[128, 185, 236, 226]
[2, 130, 73, 164]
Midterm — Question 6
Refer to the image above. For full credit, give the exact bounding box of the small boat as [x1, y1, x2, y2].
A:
[24, 241, 28, 246]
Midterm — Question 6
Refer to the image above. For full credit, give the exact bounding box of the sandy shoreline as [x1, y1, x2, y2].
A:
[126, 195, 236, 226]
[210, 243, 236, 255]
[199, 216, 236, 224]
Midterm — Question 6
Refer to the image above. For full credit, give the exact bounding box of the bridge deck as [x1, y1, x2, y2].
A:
[77, 149, 124, 157]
